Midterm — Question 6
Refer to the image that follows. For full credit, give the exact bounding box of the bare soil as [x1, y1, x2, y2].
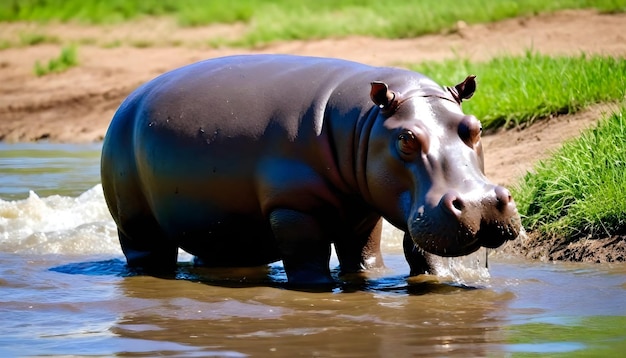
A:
[1, 9, 625, 262]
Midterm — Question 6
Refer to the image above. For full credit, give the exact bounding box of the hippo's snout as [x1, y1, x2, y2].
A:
[440, 185, 515, 220]
[410, 185, 521, 257]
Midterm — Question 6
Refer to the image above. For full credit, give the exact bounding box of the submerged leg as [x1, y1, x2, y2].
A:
[403, 233, 434, 276]
[270, 208, 333, 285]
[118, 227, 178, 273]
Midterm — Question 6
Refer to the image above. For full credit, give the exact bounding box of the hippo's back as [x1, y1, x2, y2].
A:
[131, 55, 378, 138]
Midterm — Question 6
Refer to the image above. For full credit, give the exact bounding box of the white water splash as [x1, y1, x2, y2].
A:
[430, 251, 491, 284]
[0, 185, 120, 255]
[381, 221, 491, 285]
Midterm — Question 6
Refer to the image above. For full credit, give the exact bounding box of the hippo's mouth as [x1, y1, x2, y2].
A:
[408, 208, 521, 257]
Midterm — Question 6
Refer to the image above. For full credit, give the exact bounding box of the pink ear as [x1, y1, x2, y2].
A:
[370, 81, 395, 109]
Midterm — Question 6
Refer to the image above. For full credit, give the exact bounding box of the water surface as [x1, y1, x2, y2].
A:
[0, 142, 102, 199]
[0, 143, 624, 357]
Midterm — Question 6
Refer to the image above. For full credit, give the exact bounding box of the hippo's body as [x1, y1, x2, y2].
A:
[101, 54, 520, 284]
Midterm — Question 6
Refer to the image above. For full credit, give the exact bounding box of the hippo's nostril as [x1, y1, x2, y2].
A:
[452, 198, 464, 211]
[494, 186, 512, 210]
[441, 191, 464, 217]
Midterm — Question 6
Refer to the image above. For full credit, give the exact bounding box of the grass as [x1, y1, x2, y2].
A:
[1, 0, 625, 47]
[0, 32, 61, 48]
[34, 45, 78, 76]
[19, 32, 60, 46]
[511, 107, 626, 240]
[229, 0, 626, 47]
[410, 52, 626, 130]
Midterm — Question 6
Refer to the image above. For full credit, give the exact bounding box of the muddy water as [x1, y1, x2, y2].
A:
[1, 143, 625, 357]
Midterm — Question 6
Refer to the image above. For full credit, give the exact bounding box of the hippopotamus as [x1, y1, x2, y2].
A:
[101, 54, 521, 285]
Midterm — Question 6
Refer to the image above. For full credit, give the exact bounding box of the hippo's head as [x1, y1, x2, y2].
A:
[366, 75, 521, 257]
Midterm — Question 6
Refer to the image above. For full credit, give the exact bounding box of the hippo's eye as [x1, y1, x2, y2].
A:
[458, 115, 482, 148]
[396, 130, 420, 159]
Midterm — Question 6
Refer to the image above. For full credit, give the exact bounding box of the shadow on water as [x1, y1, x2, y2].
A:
[50, 258, 133, 277]
[49, 259, 480, 295]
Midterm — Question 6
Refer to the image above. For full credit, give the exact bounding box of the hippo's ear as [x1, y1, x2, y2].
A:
[448, 75, 476, 104]
[370, 81, 396, 109]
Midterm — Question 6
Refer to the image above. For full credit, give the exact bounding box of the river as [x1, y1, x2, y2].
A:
[0, 143, 624, 357]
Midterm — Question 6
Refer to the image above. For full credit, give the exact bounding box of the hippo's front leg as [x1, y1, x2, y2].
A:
[403, 233, 435, 276]
[269, 208, 334, 285]
[334, 217, 385, 274]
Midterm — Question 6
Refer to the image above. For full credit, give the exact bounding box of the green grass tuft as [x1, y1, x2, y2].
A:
[512, 107, 626, 239]
[19, 32, 60, 46]
[409, 52, 626, 129]
[34, 45, 78, 76]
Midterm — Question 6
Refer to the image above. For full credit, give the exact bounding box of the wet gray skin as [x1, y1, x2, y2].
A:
[101, 54, 521, 285]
